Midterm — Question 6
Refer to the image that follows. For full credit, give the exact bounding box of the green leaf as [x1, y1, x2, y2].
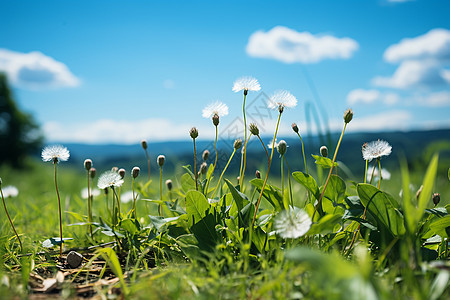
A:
[185, 190, 210, 225]
[311, 154, 338, 169]
[423, 215, 450, 239]
[357, 184, 405, 237]
[292, 171, 320, 200]
[417, 154, 439, 223]
[148, 215, 180, 232]
[119, 218, 140, 234]
[224, 178, 248, 212]
[307, 214, 342, 235]
[321, 175, 346, 205]
[250, 178, 283, 211]
[181, 173, 196, 193]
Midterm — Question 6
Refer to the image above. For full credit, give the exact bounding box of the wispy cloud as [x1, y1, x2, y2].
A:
[414, 91, 450, 107]
[373, 29, 450, 89]
[0, 48, 80, 89]
[346, 89, 399, 105]
[246, 26, 359, 64]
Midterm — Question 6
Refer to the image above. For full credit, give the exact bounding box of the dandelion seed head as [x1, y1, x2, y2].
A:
[41, 145, 70, 163]
[362, 140, 392, 162]
[274, 207, 312, 239]
[232, 76, 261, 93]
[268, 90, 298, 111]
[202, 101, 229, 119]
[97, 170, 124, 189]
[2, 186, 18, 198]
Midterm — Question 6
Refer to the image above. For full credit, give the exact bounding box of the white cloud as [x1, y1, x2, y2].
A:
[384, 28, 450, 63]
[246, 26, 359, 64]
[347, 89, 399, 105]
[0, 48, 80, 89]
[415, 91, 450, 107]
[372, 60, 449, 89]
[43, 118, 214, 144]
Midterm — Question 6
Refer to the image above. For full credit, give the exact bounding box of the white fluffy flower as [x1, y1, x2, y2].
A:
[367, 167, 391, 181]
[41, 145, 70, 163]
[232, 76, 261, 93]
[362, 140, 392, 162]
[1, 186, 18, 198]
[97, 171, 124, 189]
[274, 207, 312, 239]
[268, 90, 298, 110]
[202, 101, 229, 118]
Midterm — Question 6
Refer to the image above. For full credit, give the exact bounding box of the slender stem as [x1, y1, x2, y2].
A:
[54, 162, 63, 258]
[1, 189, 22, 252]
[296, 132, 308, 174]
[252, 112, 282, 227]
[364, 160, 368, 184]
[240, 93, 248, 189]
[111, 187, 119, 226]
[240, 134, 251, 190]
[212, 149, 237, 198]
[87, 170, 92, 237]
[205, 125, 218, 194]
[159, 167, 163, 216]
[369, 163, 377, 185]
[281, 155, 285, 209]
[257, 135, 270, 165]
[193, 138, 198, 191]
[145, 149, 151, 181]
[284, 157, 294, 208]
[377, 159, 382, 189]
[313, 123, 347, 219]
[132, 178, 136, 219]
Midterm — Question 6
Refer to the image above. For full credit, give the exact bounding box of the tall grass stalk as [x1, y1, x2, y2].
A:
[0, 186, 22, 252]
[54, 162, 64, 257]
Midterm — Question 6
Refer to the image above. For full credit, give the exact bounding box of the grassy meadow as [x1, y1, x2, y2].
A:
[1, 83, 450, 299]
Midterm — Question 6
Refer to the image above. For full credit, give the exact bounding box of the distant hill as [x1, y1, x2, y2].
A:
[43, 128, 450, 177]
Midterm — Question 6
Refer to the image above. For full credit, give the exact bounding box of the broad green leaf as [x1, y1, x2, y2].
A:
[185, 190, 210, 225]
[224, 178, 248, 212]
[311, 154, 338, 169]
[148, 215, 180, 232]
[307, 214, 342, 235]
[417, 154, 439, 223]
[292, 171, 320, 200]
[423, 215, 450, 239]
[321, 175, 346, 204]
[119, 218, 140, 234]
[250, 178, 283, 211]
[181, 173, 197, 193]
[357, 184, 405, 237]
[252, 226, 268, 253]
[206, 163, 215, 179]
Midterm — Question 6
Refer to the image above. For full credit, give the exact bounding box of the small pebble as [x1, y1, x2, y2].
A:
[66, 251, 83, 268]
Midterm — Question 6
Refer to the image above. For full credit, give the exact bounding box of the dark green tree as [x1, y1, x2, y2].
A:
[0, 73, 42, 167]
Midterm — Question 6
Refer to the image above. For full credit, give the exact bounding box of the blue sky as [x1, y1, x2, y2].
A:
[1, 0, 449, 144]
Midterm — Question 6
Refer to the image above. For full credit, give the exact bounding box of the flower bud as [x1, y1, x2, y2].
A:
[291, 123, 299, 133]
[90, 167, 96, 179]
[344, 108, 353, 124]
[132, 167, 140, 179]
[200, 162, 207, 175]
[165, 179, 173, 191]
[277, 140, 287, 156]
[111, 167, 118, 173]
[278, 105, 284, 114]
[190, 127, 198, 139]
[141, 140, 148, 150]
[84, 159, 92, 171]
[433, 193, 440, 206]
[249, 123, 259, 136]
[234, 138, 242, 150]
[118, 168, 126, 179]
[202, 150, 210, 161]
[212, 114, 220, 126]
[157, 155, 165, 167]
[255, 170, 261, 179]
[320, 146, 328, 158]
